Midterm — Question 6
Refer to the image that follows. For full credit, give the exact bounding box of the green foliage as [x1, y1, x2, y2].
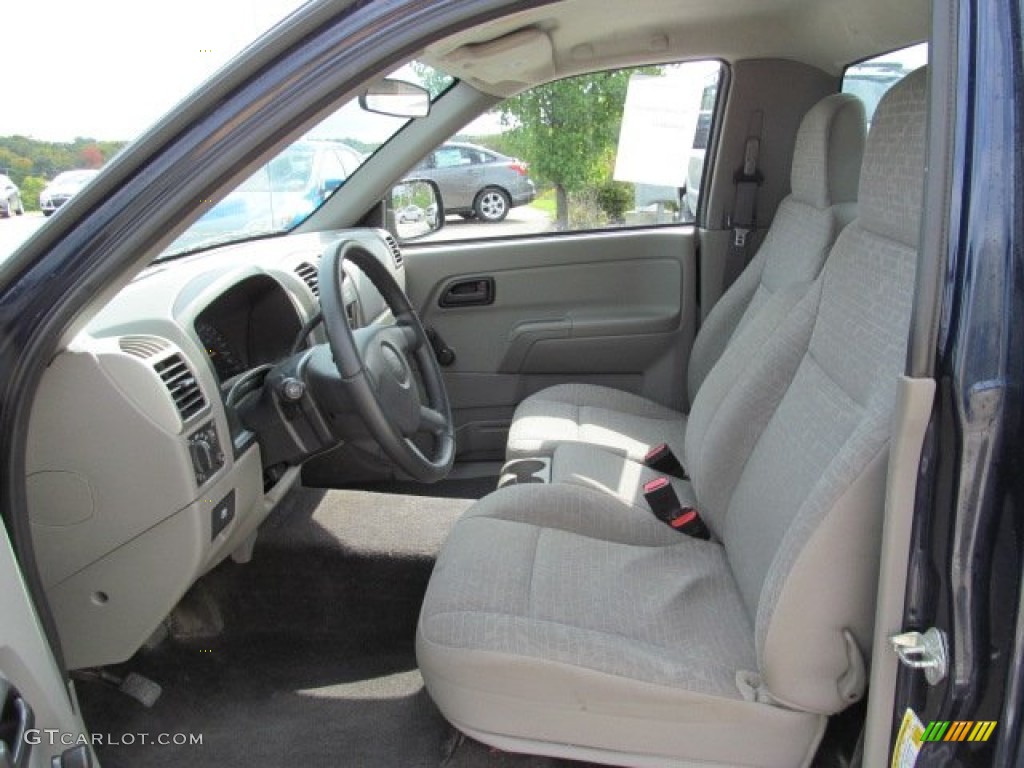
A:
[19, 176, 47, 211]
[595, 181, 632, 222]
[459, 129, 517, 158]
[567, 189, 608, 230]
[0, 136, 127, 187]
[529, 188, 557, 216]
[409, 62, 455, 100]
[499, 70, 629, 210]
[497, 67, 659, 226]
[339, 138, 379, 156]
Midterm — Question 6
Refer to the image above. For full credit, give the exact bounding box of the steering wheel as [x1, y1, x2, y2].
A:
[318, 238, 454, 482]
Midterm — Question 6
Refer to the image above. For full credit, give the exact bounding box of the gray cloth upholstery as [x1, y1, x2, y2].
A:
[418, 484, 825, 767]
[550, 442, 698, 515]
[686, 93, 866, 405]
[419, 71, 926, 765]
[506, 93, 866, 465]
[420, 484, 754, 694]
[506, 382, 686, 461]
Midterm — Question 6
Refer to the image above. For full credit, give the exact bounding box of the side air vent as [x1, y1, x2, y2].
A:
[119, 335, 170, 359]
[383, 235, 403, 268]
[154, 354, 207, 422]
[295, 262, 320, 297]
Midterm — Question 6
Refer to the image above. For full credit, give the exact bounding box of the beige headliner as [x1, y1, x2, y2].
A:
[421, 0, 929, 95]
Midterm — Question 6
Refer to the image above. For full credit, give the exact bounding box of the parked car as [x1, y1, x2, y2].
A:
[166, 139, 366, 254]
[0, 174, 24, 217]
[39, 169, 100, 216]
[408, 141, 535, 222]
[264, 138, 366, 227]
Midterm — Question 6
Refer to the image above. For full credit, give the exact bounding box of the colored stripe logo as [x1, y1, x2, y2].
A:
[921, 721, 997, 742]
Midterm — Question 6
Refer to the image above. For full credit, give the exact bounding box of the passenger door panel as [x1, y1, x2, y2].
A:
[404, 228, 696, 459]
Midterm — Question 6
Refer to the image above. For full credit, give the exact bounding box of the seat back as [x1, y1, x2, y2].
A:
[686, 93, 866, 406]
[685, 68, 928, 714]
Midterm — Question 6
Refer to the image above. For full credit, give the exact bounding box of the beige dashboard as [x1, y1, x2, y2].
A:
[25, 229, 404, 669]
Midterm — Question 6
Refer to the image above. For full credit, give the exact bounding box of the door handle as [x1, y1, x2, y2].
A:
[439, 277, 495, 308]
[0, 680, 35, 768]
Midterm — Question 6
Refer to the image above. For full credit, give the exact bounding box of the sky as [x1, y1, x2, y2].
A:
[3, 4, 931, 145]
[4, 0, 307, 142]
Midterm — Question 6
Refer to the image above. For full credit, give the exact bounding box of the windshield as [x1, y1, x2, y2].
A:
[159, 62, 451, 260]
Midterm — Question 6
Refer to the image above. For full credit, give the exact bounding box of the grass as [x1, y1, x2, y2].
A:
[530, 188, 556, 216]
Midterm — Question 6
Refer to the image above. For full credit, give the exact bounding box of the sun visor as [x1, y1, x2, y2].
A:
[438, 28, 555, 95]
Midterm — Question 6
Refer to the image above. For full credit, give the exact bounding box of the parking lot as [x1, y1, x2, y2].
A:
[428, 206, 552, 241]
[0, 212, 47, 262]
[1, 205, 553, 264]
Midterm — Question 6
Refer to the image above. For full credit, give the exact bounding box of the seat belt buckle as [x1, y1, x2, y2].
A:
[667, 508, 710, 539]
[733, 227, 749, 247]
[642, 478, 710, 539]
[643, 442, 687, 479]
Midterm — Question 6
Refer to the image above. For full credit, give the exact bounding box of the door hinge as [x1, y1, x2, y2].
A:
[890, 627, 949, 685]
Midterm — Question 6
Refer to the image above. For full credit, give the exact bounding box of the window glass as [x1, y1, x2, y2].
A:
[435, 148, 470, 168]
[843, 43, 928, 126]
[157, 61, 451, 260]
[413, 61, 722, 242]
[321, 151, 348, 183]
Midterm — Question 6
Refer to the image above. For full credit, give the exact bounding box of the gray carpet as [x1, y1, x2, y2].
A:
[76, 486, 583, 768]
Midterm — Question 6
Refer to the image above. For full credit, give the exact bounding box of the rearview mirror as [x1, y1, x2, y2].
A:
[360, 79, 430, 118]
[390, 179, 443, 241]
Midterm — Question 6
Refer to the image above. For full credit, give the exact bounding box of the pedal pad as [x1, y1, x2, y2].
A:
[118, 673, 162, 708]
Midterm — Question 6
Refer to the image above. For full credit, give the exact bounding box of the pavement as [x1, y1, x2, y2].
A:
[0, 204, 554, 267]
[423, 205, 552, 242]
[0, 211, 48, 264]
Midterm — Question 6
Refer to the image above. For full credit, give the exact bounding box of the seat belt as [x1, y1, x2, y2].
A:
[644, 442, 687, 479]
[724, 110, 764, 286]
[642, 478, 710, 539]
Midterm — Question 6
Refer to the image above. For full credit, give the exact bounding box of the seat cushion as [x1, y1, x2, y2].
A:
[506, 383, 685, 462]
[417, 484, 824, 767]
[550, 442, 697, 515]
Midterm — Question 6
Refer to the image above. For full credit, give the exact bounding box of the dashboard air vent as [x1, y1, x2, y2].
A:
[384, 235, 403, 268]
[295, 262, 319, 297]
[154, 354, 207, 422]
[119, 335, 170, 359]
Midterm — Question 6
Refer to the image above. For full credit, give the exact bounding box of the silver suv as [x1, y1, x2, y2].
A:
[40, 170, 100, 216]
[409, 141, 535, 222]
[0, 174, 24, 218]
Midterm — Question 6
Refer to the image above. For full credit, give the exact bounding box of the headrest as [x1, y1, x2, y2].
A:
[858, 67, 929, 246]
[790, 92, 866, 209]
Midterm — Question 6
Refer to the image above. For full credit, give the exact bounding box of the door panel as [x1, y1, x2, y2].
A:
[404, 227, 697, 459]
[1, 524, 90, 767]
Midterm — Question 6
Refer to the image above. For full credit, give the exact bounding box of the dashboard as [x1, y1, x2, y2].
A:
[24, 228, 405, 669]
[194, 275, 303, 383]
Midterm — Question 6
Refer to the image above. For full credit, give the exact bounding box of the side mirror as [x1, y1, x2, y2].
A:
[360, 79, 430, 118]
[389, 179, 443, 242]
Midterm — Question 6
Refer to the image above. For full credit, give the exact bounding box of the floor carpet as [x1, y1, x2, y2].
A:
[76, 486, 583, 768]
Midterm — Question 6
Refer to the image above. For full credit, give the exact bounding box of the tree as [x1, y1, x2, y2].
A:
[409, 62, 453, 99]
[19, 176, 47, 212]
[0, 135, 128, 186]
[498, 70, 634, 228]
[79, 144, 104, 169]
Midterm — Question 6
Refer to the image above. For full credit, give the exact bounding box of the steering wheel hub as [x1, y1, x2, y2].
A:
[380, 342, 410, 386]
